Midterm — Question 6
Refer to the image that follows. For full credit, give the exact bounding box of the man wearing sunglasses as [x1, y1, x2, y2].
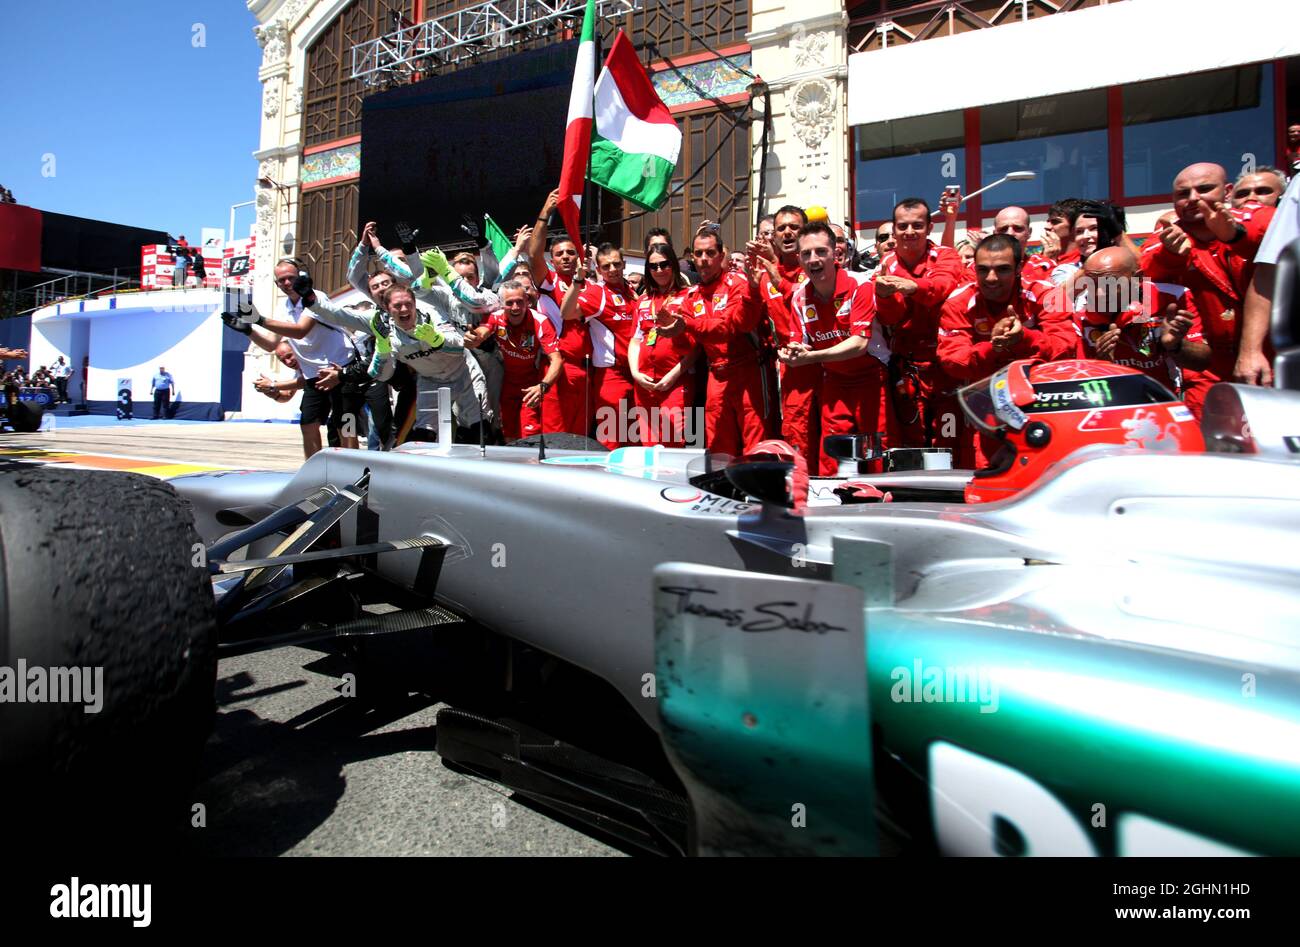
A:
[1230, 168, 1287, 210]
[1141, 161, 1276, 418]
[658, 226, 765, 457]
[242, 258, 359, 458]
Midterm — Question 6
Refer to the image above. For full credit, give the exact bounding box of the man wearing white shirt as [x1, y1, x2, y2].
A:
[1234, 173, 1299, 386]
[833, 223, 892, 366]
[237, 258, 359, 457]
[50, 356, 72, 404]
[150, 366, 175, 420]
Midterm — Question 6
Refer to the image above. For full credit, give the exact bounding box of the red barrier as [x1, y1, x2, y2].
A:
[0, 204, 43, 272]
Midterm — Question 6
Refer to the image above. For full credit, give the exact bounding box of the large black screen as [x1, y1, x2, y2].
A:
[360, 41, 578, 248]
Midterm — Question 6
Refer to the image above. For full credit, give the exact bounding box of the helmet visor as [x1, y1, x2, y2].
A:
[958, 365, 1030, 435]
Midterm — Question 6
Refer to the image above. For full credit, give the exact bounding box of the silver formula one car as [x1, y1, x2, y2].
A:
[164, 246, 1300, 857]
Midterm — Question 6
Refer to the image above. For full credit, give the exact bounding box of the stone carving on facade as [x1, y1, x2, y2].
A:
[792, 29, 830, 69]
[255, 159, 276, 240]
[256, 198, 275, 242]
[278, 0, 308, 29]
[291, 84, 303, 115]
[263, 82, 281, 119]
[789, 77, 836, 150]
[797, 147, 831, 185]
[256, 20, 288, 65]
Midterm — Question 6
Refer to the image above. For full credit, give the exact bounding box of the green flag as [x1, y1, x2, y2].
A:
[484, 214, 512, 263]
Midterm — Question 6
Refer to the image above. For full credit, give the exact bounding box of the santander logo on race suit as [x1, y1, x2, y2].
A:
[791, 278, 869, 355]
[808, 327, 848, 344]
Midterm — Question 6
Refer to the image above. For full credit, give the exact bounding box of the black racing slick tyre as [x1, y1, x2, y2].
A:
[5, 400, 43, 433]
[0, 467, 217, 846]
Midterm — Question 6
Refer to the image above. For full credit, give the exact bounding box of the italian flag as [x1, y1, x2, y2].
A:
[589, 30, 681, 211]
[556, 0, 597, 254]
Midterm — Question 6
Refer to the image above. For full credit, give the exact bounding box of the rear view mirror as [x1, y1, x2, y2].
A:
[1272, 237, 1300, 391]
[724, 461, 798, 508]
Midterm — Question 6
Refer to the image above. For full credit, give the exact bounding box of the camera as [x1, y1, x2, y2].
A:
[1075, 200, 1126, 249]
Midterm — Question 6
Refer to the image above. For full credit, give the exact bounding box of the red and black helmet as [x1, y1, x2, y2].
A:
[958, 359, 1204, 503]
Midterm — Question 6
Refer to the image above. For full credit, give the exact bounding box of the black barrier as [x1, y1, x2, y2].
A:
[18, 386, 56, 408]
[359, 41, 577, 248]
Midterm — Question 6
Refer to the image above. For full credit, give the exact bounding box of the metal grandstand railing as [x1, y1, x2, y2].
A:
[350, 0, 641, 85]
[17, 268, 142, 315]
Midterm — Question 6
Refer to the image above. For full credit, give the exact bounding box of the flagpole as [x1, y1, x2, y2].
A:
[585, 28, 598, 444]
[558, 0, 597, 257]
[583, 27, 602, 253]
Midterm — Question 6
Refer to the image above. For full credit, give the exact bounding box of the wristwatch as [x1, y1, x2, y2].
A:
[539, 380, 552, 393]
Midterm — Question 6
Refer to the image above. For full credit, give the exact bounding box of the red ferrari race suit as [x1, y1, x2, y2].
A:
[1073, 281, 1203, 396]
[790, 268, 895, 476]
[937, 278, 1078, 466]
[539, 268, 594, 437]
[575, 281, 640, 448]
[679, 270, 766, 458]
[1140, 203, 1274, 418]
[1020, 252, 1058, 283]
[483, 308, 559, 442]
[631, 289, 696, 447]
[758, 260, 818, 457]
[1054, 246, 1082, 267]
[874, 241, 967, 449]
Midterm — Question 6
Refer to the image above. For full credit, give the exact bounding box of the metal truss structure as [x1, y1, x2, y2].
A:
[849, 0, 1112, 53]
[351, 0, 642, 86]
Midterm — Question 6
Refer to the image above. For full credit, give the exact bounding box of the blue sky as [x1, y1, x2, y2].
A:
[0, 2, 263, 240]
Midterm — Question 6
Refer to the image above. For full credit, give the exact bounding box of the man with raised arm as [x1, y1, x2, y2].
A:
[777, 222, 893, 476]
[527, 187, 594, 437]
[1140, 161, 1275, 417]
[873, 197, 966, 451]
[658, 226, 764, 456]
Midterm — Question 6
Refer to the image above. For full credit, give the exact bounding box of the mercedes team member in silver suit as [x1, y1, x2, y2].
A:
[347, 223, 499, 433]
[295, 273, 485, 443]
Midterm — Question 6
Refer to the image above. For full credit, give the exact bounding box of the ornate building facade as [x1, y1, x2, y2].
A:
[246, 0, 1295, 319]
[247, 0, 409, 314]
[244, 0, 855, 313]
[844, 0, 1296, 238]
[748, 0, 853, 228]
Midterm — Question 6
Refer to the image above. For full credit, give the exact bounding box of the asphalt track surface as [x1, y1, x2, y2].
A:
[186, 645, 616, 856]
[0, 416, 305, 472]
[0, 423, 619, 857]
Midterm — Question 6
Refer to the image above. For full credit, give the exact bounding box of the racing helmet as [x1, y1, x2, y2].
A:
[958, 359, 1205, 504]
